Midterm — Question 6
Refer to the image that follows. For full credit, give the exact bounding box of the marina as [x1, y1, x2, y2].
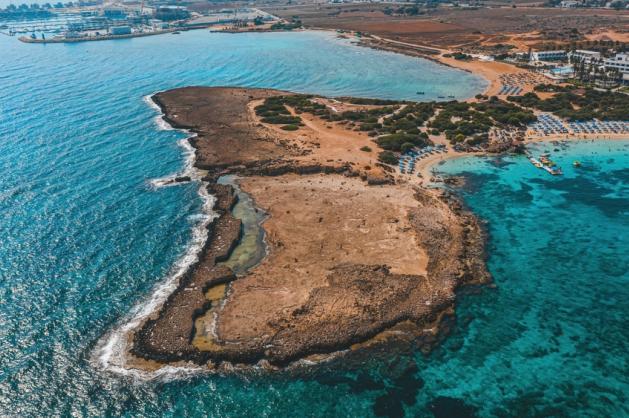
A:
[0, 3, 278, 43]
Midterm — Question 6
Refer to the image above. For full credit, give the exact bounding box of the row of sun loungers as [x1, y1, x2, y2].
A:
[499, 72, 547, 87]
[498, 85, 522, 96]
[497, 72, 553, 97]
[529, 113, 629, 136]
[567, 121, 629, 135]
[529, 114, 569, 135]
[398, 145, 447, 174]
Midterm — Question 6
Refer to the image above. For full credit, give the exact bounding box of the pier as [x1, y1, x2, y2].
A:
[526, 152, 563, 175]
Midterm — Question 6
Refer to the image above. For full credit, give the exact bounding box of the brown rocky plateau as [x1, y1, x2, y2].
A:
[130, 86, 491, 370]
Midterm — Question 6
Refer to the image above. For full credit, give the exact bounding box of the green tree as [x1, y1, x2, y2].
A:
[508, 116, 521, 126]
[378, 151, 398, 165]
[400, 142, 415, 153]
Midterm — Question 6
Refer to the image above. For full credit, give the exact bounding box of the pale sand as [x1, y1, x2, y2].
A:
[365, 34, 523, 96]
[525, 133, 629, 143]
[438, 56, 530, 97]
[413, 149, 471, 183]
[395, 132, 472, 184]
[365, 34, 551, 97]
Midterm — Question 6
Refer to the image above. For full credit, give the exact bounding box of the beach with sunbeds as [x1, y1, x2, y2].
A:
[527, 113, 629, 140]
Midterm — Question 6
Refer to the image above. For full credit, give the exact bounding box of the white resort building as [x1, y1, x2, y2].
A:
[531, 50, 568, 62]
[603, 53, 629, 83]
[568, 50, 601, 63]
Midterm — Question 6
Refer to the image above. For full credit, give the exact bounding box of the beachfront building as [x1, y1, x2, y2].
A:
[568, 50, 601, 64]
[604, 53, 629, 83]
[109, 25, 132, 35]
[154, 6, 190, 22]
[569, 52, 626, 86]
[531, 50, 568, 62]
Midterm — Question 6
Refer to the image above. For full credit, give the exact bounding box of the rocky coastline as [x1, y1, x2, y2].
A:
[130, 86, 491, 371]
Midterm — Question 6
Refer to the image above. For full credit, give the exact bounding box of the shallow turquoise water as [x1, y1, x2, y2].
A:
[0, 28, 626, 417]
[426, 140, 628, 417]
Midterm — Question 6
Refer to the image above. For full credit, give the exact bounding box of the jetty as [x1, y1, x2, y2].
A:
[526, 152, 563, 175]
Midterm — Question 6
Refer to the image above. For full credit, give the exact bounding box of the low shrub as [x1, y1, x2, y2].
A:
[375, 133, 429, 152]
[378, 151, 398, 165]
[261, 115, 302, 125]
[281, 124, 299, 131]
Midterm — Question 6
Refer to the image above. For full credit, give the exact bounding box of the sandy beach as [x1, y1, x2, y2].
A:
[525, 133, 629, 143]
[439, 56, 524, 97]
[355, 34, 513, 96]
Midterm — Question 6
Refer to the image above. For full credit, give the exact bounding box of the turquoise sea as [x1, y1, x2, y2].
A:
[429, 140, 629, 417]
[0, 29, 627, 417]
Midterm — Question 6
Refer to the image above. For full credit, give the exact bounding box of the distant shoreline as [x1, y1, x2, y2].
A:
[18, 27, 185, 44]
[16, 20, 297, 44]
[15, 24, 499, 102]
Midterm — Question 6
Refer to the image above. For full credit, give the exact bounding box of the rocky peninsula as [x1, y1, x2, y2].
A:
[130, 86, 491, 371]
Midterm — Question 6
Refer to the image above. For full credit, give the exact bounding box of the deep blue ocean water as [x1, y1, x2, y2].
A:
[0, 29, 626, 417]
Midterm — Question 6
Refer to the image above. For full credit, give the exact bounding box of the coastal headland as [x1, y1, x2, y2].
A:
[128, 87, 491, 371]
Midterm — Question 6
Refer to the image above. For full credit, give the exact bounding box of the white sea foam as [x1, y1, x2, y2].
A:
[148, 138, 198, 189]
[92, 93, 215, 381]
[142, 93, 163, 113]
[143, 93, 176, 132]
[155, 115, 175, 131]
[144, 92, 199, 190]
[93, 93, 323, 380]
